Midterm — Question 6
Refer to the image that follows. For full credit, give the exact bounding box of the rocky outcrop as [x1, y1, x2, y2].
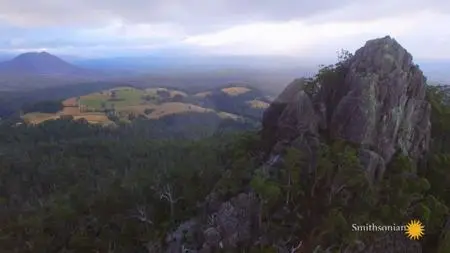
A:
[263, 36, 430, 181]
[164, 192, 259, 253]
[259, 36, 430, 252]
[164, 36, 431, 252]
[333, 37, 429, 162]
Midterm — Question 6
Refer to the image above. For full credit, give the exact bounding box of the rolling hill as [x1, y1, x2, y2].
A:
[191, 84, 272, 120]
[20, 85, 271, 126]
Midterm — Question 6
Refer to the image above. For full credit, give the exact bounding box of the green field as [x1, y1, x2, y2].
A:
[22, 85, 260, 125]
[79, 87, 157, 111]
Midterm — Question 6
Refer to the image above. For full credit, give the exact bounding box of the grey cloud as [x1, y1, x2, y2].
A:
[89, 0, 357, 27]
[2, 0, 449, 32]
[0, 0, 351, 24]
[304, 0, 450, 24]
[0, 34, 173, 50]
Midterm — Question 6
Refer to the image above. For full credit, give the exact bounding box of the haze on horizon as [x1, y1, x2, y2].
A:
[0, 0, 449, 61]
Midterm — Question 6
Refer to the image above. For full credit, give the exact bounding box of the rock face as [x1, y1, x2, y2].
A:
[164, 36, 430, 252]
[333, 37, 429, 162]
[263, 36, 430, 181]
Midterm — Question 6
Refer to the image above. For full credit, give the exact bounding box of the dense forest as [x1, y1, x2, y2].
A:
[21, 100, 64, 114]
[0, 117, 260, 252]
[0, 61, 450, 252]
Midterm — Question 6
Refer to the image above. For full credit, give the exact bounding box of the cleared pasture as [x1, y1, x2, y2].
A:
[221, 87, 251, 96]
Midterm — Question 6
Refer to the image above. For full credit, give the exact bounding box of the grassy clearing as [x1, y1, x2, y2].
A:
[78, 87, 188, 112]
[115, 102, 248, 121]
[79, 87, 146, 111]
[23, 112, 111, 125]
[78, 92, 110, 109]
[72, 114, 111, 124]
[62, 97, 78, 107]
[23, 113, 60, 124]
[146, 102, 211, 119]
[246, 99, 270, 109]
[221, 87, 251, 96]
[217, 111, 241, 120]
[61, 107, 81, 115]
[137, 102, 240, 120]
[116, 105, 151, 116]
[117, 102, 216, 119]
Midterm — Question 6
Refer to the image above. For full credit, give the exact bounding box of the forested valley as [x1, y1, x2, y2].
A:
[0, 116, 261, 252]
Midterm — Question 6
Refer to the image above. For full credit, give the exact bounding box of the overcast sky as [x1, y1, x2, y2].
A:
[0, 0, 449, 59]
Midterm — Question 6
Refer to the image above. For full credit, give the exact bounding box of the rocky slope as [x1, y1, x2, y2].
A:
[163, 36, 431, 252]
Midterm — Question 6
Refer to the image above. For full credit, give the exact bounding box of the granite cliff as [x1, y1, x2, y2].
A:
[262, 36, 430, 182]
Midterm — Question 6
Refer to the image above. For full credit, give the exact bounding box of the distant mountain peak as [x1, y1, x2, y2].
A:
[37, 51, 52, 57]
[0, 51, 93, 76]
[14, 51, 60, 60]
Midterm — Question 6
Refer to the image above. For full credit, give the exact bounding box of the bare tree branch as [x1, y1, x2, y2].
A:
[290, 241, 303, 253]
[129, 205, 153, 225]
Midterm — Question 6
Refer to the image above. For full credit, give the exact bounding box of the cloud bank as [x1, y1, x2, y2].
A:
[0, 0, 449, 59]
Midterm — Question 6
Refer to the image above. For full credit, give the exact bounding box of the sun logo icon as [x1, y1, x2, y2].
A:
[405, 220, 425, 240]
